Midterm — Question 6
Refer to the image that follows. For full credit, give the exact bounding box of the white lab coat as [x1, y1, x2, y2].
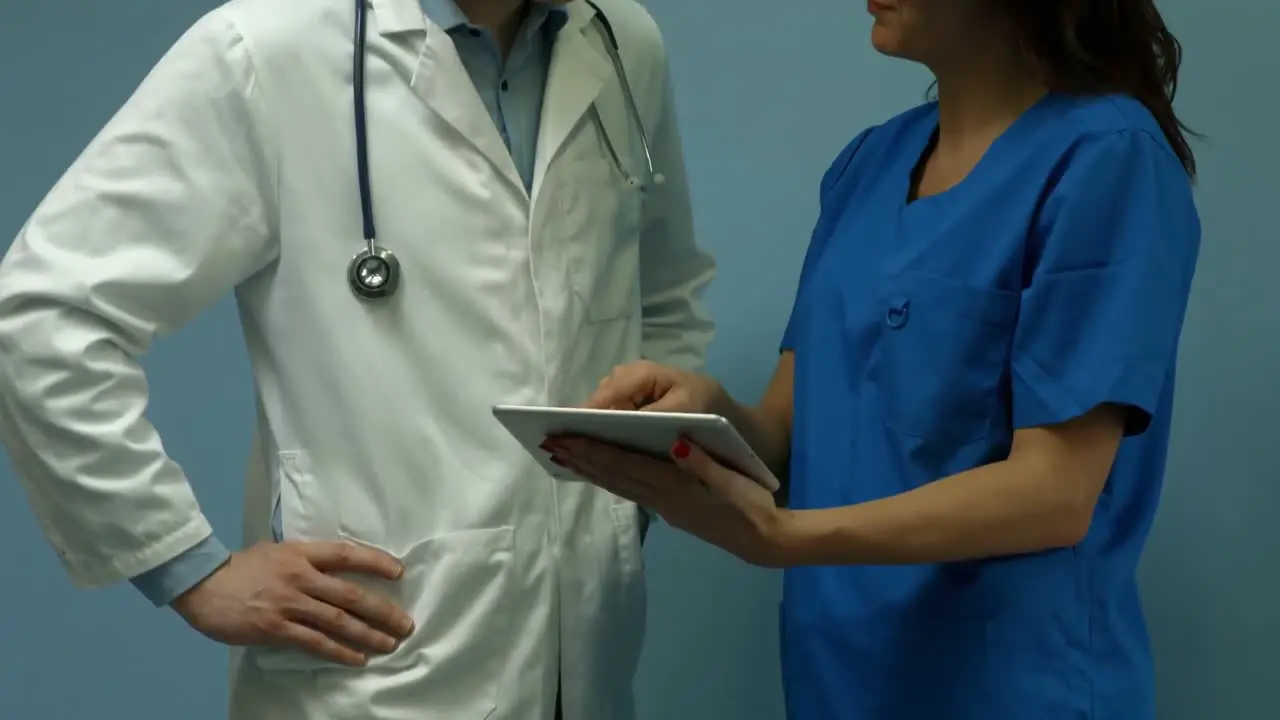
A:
[0, 0, 715, 717]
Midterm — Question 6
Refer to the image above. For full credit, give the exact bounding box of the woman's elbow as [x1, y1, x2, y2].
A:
[1041, 489, 1100, 549]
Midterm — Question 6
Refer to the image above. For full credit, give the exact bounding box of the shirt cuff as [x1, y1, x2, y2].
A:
[129, 535, 232, 607]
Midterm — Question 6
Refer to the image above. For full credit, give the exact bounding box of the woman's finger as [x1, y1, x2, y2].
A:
[555, 440, 659, 480]
[566, 455, 656, 504]
[670, 439, 729, 491]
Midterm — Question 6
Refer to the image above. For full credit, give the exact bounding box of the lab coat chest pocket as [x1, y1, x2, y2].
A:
[869, 273, 1019, 444]
[553, 158, 643, 323]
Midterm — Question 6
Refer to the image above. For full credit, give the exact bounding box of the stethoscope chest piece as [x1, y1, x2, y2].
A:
[341, 0, 654, 304]
[348, 244, 400, 300]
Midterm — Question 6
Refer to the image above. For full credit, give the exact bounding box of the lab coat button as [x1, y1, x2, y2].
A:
[885, 301, 910, 328]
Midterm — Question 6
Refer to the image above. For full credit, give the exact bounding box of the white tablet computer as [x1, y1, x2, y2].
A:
[492, 404, 781, 493]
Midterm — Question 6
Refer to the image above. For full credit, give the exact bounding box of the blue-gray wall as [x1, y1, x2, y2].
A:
[1, 2, 1274, 718]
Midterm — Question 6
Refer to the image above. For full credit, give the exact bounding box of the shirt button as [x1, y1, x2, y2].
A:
[501, 80, 509, 92]
[885, 300, 910, 328]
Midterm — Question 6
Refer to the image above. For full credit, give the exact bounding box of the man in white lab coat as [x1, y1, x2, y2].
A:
[0, 0, 715, 717]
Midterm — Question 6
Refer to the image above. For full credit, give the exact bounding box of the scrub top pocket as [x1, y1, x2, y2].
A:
[869, 272, 1019, 445]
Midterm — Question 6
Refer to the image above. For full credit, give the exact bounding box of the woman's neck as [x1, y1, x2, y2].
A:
[930, 44, 1047, 153]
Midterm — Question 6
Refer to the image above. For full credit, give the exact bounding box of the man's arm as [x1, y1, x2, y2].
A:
[130, 538, 233, 607]
[0, 10, 277, 592]
[625, 28, 713, 535]
[634, 46, 716, 372]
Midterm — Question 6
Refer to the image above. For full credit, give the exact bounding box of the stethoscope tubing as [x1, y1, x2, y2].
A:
[354, 0, 377, 250]
[349, 0, 656, 300]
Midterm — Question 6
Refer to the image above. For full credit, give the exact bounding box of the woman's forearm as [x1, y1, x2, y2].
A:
[713, 392, 792, 480]
[779, 456, 1093, 566]
[707, 354, 795, 483]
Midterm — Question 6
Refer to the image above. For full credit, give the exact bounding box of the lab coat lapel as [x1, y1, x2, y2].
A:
[534, 11, 611, 196]
[385, 10, 525, 193]
[369, 0, 421, 34]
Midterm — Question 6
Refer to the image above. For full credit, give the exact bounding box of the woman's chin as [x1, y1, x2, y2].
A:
[869, 27, 907, 58]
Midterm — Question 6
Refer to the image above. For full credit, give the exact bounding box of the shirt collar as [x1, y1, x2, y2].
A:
[419, 0, 569, 36]
[542, 4, 570, 34]
[419, 0, 469, 31]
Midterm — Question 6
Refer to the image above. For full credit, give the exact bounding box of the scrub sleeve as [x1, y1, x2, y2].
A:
[1010, 129, 1200, 433]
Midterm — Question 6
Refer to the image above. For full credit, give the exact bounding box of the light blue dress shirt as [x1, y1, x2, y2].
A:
[131, 0, 566, 607]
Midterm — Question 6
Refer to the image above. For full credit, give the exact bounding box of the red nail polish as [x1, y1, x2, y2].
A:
[672, 440, 690, 459]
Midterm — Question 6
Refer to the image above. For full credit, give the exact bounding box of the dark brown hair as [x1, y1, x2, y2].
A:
[1000, 0, 1200, 178]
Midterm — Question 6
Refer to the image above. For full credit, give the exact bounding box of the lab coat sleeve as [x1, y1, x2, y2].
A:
[0, 10, 278, 589]
[130, 535, 233, 607]
[1010, 129, 1201, 436]
[636, 58, 716, 372]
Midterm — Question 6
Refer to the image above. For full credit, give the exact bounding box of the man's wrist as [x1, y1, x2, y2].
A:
[130, 535, 233, 608]
[171, 552, 231, 620]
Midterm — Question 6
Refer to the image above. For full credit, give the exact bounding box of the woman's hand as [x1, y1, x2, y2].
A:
[544, 435, 796, 568]
[584, 360, 724, 414]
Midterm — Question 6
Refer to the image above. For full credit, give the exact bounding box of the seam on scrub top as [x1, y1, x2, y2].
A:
[1010, 353, 1087, 426]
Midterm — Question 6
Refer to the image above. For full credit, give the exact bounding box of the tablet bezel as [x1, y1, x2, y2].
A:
[491, 404, 781, 493]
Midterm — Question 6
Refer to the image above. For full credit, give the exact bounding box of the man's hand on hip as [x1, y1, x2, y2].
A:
[172, 540, 414, 666]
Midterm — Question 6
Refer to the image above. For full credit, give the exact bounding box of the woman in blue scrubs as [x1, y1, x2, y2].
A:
[545, 0, 1200, 718]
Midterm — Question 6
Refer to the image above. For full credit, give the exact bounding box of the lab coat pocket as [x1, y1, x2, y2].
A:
[870, 273, 1019, 444]
[605, 503, 647, 680]
[555, 163, 643, 323]
[273, 451, 334, 542]
[250, 527, 519, 717]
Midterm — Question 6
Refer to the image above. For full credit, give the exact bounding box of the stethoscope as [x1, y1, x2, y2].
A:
[347, 0, 663, 300]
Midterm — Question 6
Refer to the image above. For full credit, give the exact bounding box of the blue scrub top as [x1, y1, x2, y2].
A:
[780, 94, 1200, 720]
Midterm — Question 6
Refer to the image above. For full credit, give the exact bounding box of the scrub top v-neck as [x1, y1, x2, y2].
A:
[778, 94, 1201, 720]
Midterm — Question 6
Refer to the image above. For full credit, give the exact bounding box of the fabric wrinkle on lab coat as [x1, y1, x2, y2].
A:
[0, 0, 715, 718]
